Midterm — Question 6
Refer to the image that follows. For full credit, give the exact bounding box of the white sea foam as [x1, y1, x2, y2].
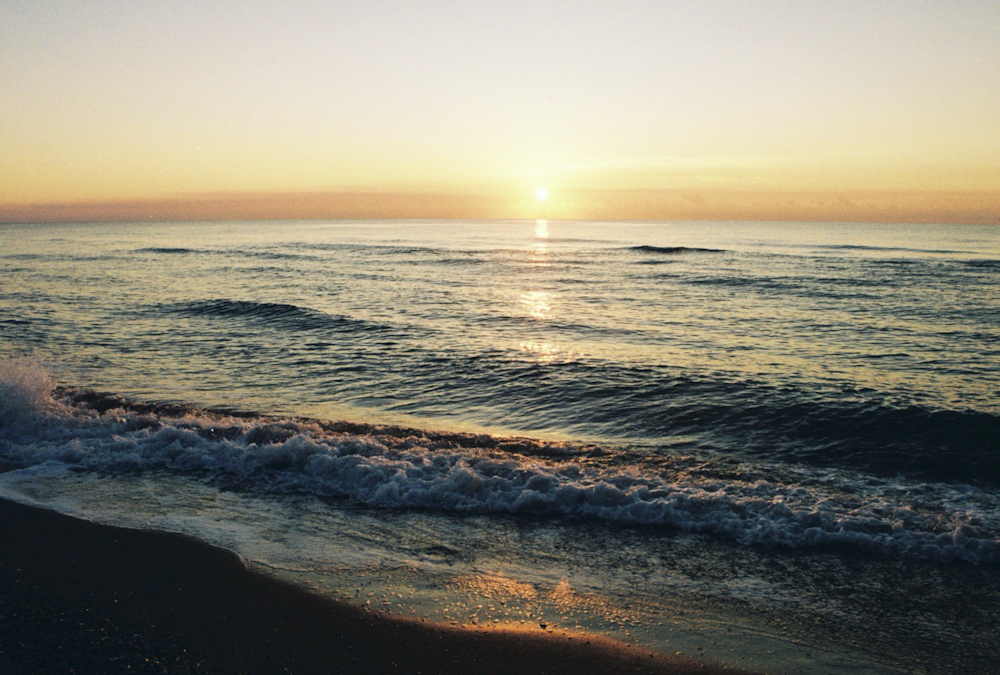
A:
[0, 368, 997, 564]
[0, 358, 61, 425]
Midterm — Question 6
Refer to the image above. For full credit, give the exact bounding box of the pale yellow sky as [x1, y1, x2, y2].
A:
[1, 1, 998, 222]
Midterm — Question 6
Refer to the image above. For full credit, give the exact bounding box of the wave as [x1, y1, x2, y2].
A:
[1, 362, 997, 564]
[628, 245, 725, 255]
[2, 253, 117, 262]
[0, 359, 57, 425]
[228, 249, 319, 261]
[135, 247, 200, 254]
[429, 256, 488, 266]
[162, 299, 396, 334]
[359, 351, 1000, 486]
[959, 259, 1000, 270]
[292, 242, 435, 256]
[135, 246, 320, 261]
[810, 244, 982, 256]
[679, 272, 899, 299]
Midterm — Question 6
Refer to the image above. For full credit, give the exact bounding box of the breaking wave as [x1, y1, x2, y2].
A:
[0, 359, 58, 426]
[1, 367, 996, 565]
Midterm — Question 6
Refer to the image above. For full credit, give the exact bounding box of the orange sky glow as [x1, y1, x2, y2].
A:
[2, 1, 998, 224]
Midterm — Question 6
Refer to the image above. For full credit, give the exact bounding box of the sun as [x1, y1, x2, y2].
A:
[535, 187, 548, 201]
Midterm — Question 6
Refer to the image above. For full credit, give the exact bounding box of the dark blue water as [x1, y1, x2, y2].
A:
[2, 220, 997, 485]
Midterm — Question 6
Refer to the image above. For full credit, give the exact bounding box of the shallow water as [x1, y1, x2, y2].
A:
[1, 220, 998, 673]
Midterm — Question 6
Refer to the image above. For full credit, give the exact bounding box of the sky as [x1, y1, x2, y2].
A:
[2, 0, 998, 223]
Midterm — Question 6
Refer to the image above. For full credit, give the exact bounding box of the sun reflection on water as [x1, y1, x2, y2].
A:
[520, 291, 551, 320]
[519, 341, 562, 364]
[531, 220, 550, 264]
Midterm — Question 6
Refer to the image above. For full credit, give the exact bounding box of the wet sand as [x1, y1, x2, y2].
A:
[0, 497, 754, 675]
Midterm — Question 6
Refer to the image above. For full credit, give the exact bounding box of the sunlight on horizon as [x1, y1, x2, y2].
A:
[1, 1, 998, 224]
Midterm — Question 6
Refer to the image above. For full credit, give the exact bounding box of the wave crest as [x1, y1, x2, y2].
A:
[628, 245, 724, 255]
[164, 299, 394, 334]
[3, 386, 997, 564]
[0, 359, 59, 426]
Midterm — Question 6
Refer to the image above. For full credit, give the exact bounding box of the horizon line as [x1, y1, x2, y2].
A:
[2, 187, 997, 226]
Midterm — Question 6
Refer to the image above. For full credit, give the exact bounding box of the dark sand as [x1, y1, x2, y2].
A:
[0, 497, 754, 675]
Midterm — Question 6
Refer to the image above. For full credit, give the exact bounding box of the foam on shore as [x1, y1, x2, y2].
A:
[0, 496, 751, 675]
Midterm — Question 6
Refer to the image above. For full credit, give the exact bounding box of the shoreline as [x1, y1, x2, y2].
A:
[0, 496, 753, 675]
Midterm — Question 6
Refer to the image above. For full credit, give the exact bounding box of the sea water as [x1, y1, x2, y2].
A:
[1, 220, 998, 673]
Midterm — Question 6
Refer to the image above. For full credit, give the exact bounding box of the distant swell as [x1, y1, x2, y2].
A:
[813, 244, 970, 255]
[960, 259, 1000, 270]
[164, 300, 394, 334]
[135, 247, 199, 254]
[629, 245, 724, 255]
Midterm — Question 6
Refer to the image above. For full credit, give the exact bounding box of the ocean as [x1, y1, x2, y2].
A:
[1, 219, 998, 673]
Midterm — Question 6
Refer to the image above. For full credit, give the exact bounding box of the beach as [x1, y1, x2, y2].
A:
[0, 496, 747, 675]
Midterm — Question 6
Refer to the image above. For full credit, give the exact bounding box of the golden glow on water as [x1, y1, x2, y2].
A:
[518, 342, 563, 364]
[2, 219, 997, 436]
[520, 291, 552, 321]
[3, 215, 998, 675]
